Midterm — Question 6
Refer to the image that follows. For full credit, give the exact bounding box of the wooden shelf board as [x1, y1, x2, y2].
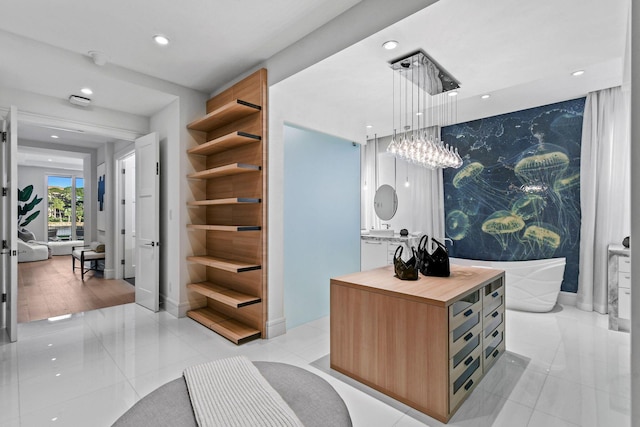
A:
[187, 100, 261, 132]
[187, 256, 261, 273]
[187, 307, 261, 344]
[187, 131, 261, 156]
[187, 163, 260, 180]
[187, 198, 261, 207]
[188, 306, 229, 325]
[187, 224, 260, 232]
[188, 282, 261, 308]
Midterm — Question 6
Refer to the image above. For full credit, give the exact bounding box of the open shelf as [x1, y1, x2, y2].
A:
[188, 131, 261, 156]
[187, 256, 261, 273]
[188, 282, 261, 308]
[187, 198, 261, 207]
[187, 163, 260, 180]
[187, 224, 261, 232]
[187, 100, 261, 132]
[187, 307, 261, 344]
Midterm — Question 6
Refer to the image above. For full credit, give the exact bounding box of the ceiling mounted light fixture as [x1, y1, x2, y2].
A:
[386, 50, 462, 170]
[153, 34, 170, 45]
[382, 40, 398, 50]
[81, 87, 93, 95]
[572, 70, 585, 76]
[481, 94, 491, 99]
[51, 135, 59, 139]
[68, 95, 91, 107]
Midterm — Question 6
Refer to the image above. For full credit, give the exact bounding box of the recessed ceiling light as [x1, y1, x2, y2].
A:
[48, 159, 52, 162]
[80, 87, 93, 95]
[572, 70, 585, 76]
[382, 40, 398, 50]
[366, 125, 373, 128]
[448, 91, 458, 97]
[153, 34, 170, 46]
[51, 135, 59, 139]
[481, 94, 491, 99]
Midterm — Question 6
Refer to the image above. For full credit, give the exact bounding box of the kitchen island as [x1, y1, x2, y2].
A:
[330, 264, 505, 423]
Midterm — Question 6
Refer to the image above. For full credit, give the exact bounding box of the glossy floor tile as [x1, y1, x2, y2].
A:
[0, 303, 630, 426]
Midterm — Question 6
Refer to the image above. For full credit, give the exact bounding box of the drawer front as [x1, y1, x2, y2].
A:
[618, 256, 631, 273]
[619, 288, 631, 320]
[450, 321, 482, 355]
[483, 279, 504, 302]
[483, 286, 504, 317]
[483, 305, 505, 339]
[619, 272, 631, 289]
[449, 292, 482, 331]
[449, 355, 482, 412]
[483, 323, 505, 369]
[450, 340, 482, 380]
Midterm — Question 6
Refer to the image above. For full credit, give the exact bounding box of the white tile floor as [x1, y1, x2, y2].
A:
[0, 303, 630, 427]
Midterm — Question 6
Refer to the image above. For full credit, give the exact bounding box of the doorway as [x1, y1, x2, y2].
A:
[117, 151, 136, 284]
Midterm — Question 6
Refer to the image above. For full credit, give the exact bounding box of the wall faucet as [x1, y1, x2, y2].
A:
[382, 223, 391, 229]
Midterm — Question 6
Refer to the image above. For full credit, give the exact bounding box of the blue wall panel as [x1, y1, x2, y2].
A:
[284, 125, 361, 329]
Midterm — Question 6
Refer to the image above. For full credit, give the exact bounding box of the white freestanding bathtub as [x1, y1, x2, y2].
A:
[451, 257, 567, 312]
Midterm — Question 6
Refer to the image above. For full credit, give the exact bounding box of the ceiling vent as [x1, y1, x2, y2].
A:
[69, 95, 91, 107]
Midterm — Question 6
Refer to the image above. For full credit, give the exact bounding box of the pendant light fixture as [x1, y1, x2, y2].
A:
[386, 50, 463, 169]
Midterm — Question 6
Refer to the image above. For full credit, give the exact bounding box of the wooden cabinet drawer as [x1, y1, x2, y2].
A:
[449, 354, 482, 412]
[449, 291, 482, 331]
[450, 344, 481, 381]
[618, 256, 631, 273]
[619, 272, 631, 289]
[483, 323, 505, 370]
[483, 286, 504, 317]
[483, 305, 504, 338]
[619, 287, 631, 320]
[450, 318, 482, 355]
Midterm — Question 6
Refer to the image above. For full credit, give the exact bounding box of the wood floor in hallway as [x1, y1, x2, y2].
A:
[17, 255, 135, 323]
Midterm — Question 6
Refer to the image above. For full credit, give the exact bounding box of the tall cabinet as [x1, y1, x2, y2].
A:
[186, 69, 268, 344]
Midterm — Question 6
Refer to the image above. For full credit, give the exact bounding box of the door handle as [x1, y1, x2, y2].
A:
[144, 242, 155, 247]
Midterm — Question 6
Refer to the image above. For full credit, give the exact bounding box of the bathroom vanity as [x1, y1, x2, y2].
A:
[360, 233, 420, 271]
[608, 244, 631, 332]
[330, 264, 505, 423]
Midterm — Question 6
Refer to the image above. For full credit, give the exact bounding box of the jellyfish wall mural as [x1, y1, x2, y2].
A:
[442, 98, 585, 292]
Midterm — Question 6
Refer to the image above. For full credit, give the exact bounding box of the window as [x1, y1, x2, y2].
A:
[47, 175, 84, 241]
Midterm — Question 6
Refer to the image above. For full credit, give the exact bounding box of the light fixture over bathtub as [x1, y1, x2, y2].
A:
[386, 50, 463, 169]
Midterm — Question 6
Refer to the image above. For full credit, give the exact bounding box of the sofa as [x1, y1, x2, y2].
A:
[17, 239, 50, 262]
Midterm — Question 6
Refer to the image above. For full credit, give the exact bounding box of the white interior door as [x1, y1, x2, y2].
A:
[2, 106, 18, 341]
[135, 133, 159, 312]
[123, 155, 136, 279]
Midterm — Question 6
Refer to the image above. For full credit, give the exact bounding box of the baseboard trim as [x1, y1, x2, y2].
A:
[558, 291, 577, 307]
[266, 317, 286, 339]
[162, 296, 190, 318]
[103, 268, 115, 280]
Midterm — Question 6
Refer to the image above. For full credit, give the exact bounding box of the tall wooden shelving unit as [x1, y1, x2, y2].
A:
[186, 69, 268, 345]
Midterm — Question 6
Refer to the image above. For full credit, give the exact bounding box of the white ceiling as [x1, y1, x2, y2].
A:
[277, 0, 630, 139]
[1, 0, 631, 150]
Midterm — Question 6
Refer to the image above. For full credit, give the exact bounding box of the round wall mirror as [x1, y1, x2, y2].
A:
[374, 184, 398, 220]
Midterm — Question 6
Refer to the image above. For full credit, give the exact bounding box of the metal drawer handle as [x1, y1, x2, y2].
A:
[492, 311, 499, 318]
[464, 332, 473, 341]
[624, 275, 631, 279]
[464, 379, 474, 391]
[491, 291, 499, 298]
[464, 356, 473, 366]
[492, 330, 499, 338]
[492, 349, 499, 358]
[463, 309, 473, 317]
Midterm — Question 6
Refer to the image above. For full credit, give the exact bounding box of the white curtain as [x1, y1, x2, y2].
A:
[577, 86, 630, 313]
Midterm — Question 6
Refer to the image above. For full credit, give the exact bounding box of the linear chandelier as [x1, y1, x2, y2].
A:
[386, 50, 463, 169]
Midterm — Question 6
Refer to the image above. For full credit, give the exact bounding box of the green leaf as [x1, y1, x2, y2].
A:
[18, 185, 33, 202]
[20, 211, 40, 227]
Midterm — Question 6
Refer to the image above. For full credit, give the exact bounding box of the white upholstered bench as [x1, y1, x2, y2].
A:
[71, 243, 105, 280]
